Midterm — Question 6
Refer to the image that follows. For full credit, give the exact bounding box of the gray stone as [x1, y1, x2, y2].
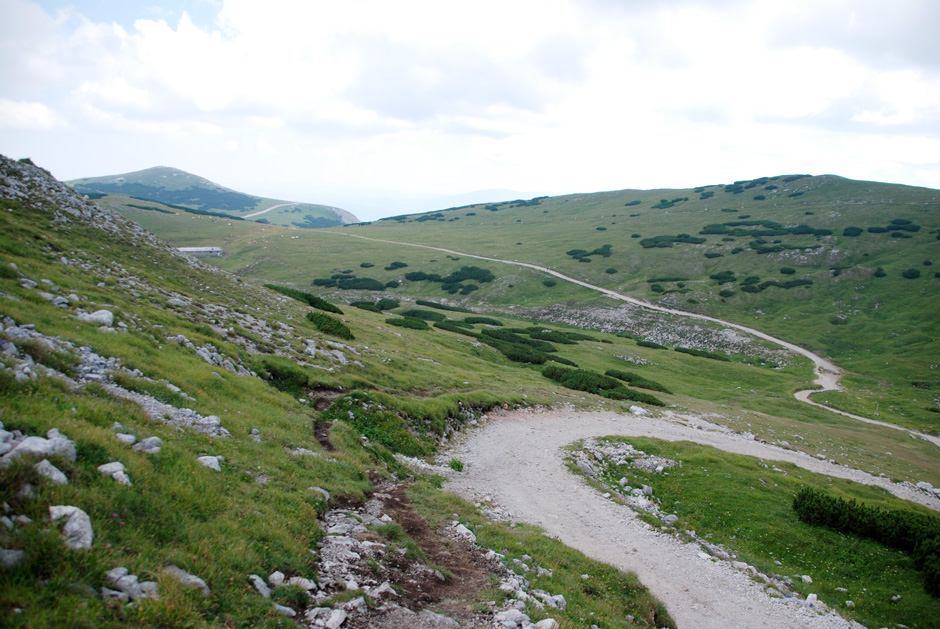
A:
[34, 459, 68, 485]
[101, 586, 129, 602]
[139, 581, 159, 599]
[132, 436, 162, 454]
[629, 405, 649, 416]
[416, 609, 460, 627]
[642, 485, 653, 496]
[115, 433, 137, 445]
[801, 575, 813, 584]
[0, 548, 26, 570]
[534, 620, 560, 629]
[663, 514, 678, 525]
[162, 565, 210, 596]
[286, 576, 317, 591]
[325, 609, 347, 629]
[78, 310, 114, 327]
[268, 570, 285, 587]
[98, 461, 126, 476]
[806, 593, 818, 606]
[452, 522, 476, 542]
[546, 594, 566, 610]
[49, 505, 93, 551]
[112, 471, 132, 486]
[273, 602, 296, 617]
[846, 600, 855, 608]
[248, 574, 271, 598]
[3, 432, 76, 466]
[197, 455, 222, 471]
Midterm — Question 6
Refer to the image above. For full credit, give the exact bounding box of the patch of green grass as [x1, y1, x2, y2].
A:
[589, 437, 940, 628]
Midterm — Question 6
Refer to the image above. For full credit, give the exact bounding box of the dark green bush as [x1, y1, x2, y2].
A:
[415, 299, 470, 312]
[604, 369, 672, 393]
[605, 268, 617, 274]
[793, 487, 940, 597]
[874, 267, 887, 278]
[624, 200, 641, 206]
[704, 252, 723, 259]
[265, 284, 344, 314]
[650, 284, 664, 293]
[336, 277, 386, 291]
[306, 312, 354, 339]
[384, 261, 408, 270]
[385, 317, 429, 330]
[360, 262, 374, 268]
[780, 267, 796, 275]
[399, 309, 447, 322]
[843, 226, 863, 237]
[709, 270, 737, 284]
[637, 340, 666, 350]
[903, 269, 922, 279]
[753, 195, 766, 201]
[464, 316, 503, 326]
[647, 276, 688, 283]
[675, 347, 730, 361]
[719, 289, 735, 298]
[542, 366, 664, 405]
[543, 279, 557, 287]
[596, 226, 607, 231]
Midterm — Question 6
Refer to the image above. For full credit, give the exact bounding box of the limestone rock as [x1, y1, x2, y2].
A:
[49, 505, 93, 551]
[268, 570, 285, 587]
[34, 459, 68, 485]
[162, 565, 210, 596]
[132, 437, 162, 454]
[0, 548, 26, 570]
[534, 620, 560, 629]
[248, 574, 271, 598]
[273, 603, 296, 617]
[197, 455, 222, 471]
[78, 310, 114, 327]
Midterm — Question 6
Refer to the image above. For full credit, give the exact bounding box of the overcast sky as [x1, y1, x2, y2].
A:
[2, 0, 939, 221]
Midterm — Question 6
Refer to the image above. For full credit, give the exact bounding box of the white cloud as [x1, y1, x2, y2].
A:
[1, 0, 938, 217]
[0, 99, 66, 130]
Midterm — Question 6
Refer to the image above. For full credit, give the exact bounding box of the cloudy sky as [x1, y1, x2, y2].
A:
[2, 0, 939, 220]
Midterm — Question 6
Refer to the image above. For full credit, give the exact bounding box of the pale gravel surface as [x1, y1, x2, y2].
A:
[442, 406, 940, 629]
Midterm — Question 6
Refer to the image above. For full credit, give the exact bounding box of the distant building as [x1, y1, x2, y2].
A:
[178, 247, 223, 258]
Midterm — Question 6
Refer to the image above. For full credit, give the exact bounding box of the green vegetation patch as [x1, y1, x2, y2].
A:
[306, 311, 354, 340]
[265, 284, 343, 314]
[604, 369, 672, 394]
[585, 437, 940, 629]
[541, 366, 664, 405]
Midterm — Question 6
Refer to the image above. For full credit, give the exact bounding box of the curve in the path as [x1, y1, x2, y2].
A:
[336, 231, 939, 447]
[243, 202, 298, 218]
[447, 409, 887, 629]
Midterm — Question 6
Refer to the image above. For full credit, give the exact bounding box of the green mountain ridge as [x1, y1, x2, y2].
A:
[67, 166, 359, 228]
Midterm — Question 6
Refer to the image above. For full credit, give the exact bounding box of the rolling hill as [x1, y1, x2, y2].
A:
[133, 172, 940, 433]
[67, 166, 359, 228]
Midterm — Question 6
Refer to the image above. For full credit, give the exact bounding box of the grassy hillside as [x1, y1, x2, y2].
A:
[135, 173, 940, 432]
[6, 155, 940, 627]
[68, 166, 358, 228]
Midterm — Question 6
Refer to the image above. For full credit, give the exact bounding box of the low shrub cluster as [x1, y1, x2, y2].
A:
[399, 309, 447, 322]
[415, 299, 471, 313]
[265, 284, 343, 314]
[566, 244, 612, 261]
[350, 298, 400, 312]
[306, 311, 354, 339]
[404, 265, 495, 295]
[639, 234, 706, 249]
[793, 487, 940, 596]
[464, 316, 502, 326]
[675, 347, 730, 361]
[637, 340, 666, 350]
[542, 366, 664, 405]
[313, 275, 387, 291]
[604, 369, 672, 394]
[386, 317, 429, 330]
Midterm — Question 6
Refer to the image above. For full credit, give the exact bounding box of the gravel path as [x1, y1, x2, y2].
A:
[444, 407, 939, 628]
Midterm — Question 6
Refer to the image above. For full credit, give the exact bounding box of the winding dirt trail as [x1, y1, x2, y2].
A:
[337, 231, 940, 447]
[243, 202, 298, 218]
[446, 408, 939, 628]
